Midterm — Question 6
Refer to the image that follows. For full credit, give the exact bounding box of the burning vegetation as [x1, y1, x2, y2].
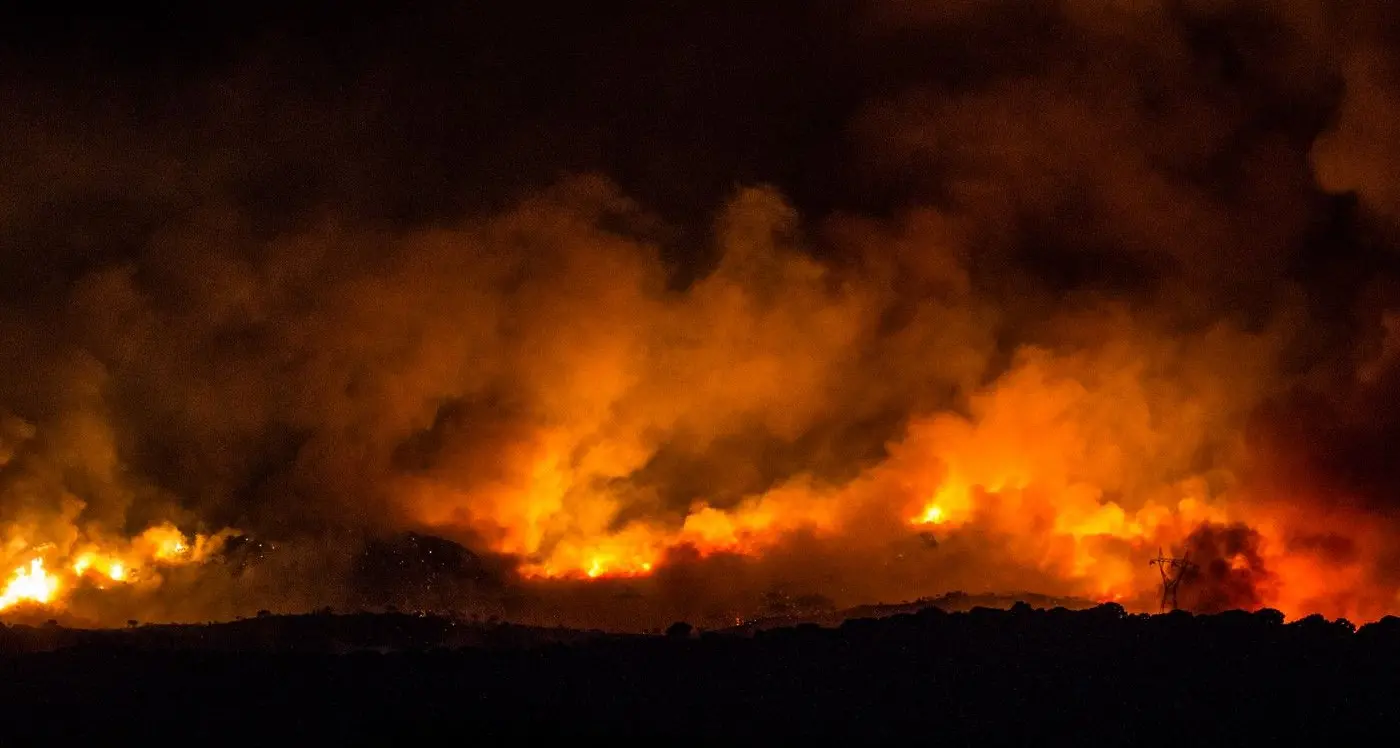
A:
[4, 1, 1400, 628]
[0, 522, 231, 617]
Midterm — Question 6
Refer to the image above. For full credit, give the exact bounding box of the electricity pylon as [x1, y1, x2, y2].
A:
[1149, 549, 1197, 613]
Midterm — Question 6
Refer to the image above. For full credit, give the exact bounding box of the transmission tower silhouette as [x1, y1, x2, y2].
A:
[1149, 549, 1197, 612]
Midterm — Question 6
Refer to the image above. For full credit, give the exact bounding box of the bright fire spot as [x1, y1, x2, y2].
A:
[527, 541, 662, 580]
[581, 555, 653, 580]
[519, 489, 840, 581]
[0, 524, 233, 616]
[140, 523, 205, 562]
[73, 553, 131, 584]
[909, 475, 1007, 529]
[916, 505, 945, 525]
[156, 538, 188, 560]
[0, 559, 59, 610]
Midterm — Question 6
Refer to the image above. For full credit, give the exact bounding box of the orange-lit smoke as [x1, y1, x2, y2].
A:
[3, 176, 1398, 627]
[375, 186, 1400, 623]
[9, 0, 1400, 629]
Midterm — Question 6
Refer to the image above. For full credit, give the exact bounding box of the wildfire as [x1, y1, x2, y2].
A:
[72, 553, 126, 582]
[514, 483, 844, 581]
[0, 523, 232, 615]
[586, 557, 653, 579]
[521, 526, 664, 580]
[915, 505, 944, 525]
[407, 333, 1400, 625]
[141, 525, 194, 561]
[0, 559, 59, 609]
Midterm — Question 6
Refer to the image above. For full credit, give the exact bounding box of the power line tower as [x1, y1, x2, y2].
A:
[1149, 549, 1197, 613]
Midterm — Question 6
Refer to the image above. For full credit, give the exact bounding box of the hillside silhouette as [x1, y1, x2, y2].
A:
[0, 602, 1393, 741]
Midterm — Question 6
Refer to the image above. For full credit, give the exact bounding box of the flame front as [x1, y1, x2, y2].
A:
[0, 523, 231, 615]
[397, 325, 1398, 623]
[0, 559, 58, 609]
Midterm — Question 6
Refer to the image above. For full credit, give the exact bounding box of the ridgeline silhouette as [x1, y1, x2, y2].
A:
[0, 602, 1392, 741]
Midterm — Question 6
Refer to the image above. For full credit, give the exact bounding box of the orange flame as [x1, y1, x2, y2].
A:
[0, 559, 59, 609]
[398, 330, 1400, 623]
[0, 523, 233, 616]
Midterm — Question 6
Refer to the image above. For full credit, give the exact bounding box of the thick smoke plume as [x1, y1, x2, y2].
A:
[3, 1, 1400, 628]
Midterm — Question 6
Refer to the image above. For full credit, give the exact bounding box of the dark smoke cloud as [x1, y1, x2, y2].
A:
[1182, 522, 1275, 614]
[2, 1, 1400, 628]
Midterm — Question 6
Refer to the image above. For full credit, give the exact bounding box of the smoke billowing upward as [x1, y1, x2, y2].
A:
[1181, 523, 1276, 614]
[2, 1, 1400, 628]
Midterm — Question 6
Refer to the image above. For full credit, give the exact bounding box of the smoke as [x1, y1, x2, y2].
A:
[2, 1, 1400, 628]
[1181, 523, 1276, 614]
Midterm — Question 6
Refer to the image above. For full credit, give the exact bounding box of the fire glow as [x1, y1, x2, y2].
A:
[0, 523, 228, 614]
[8, 0, 1400, 628]
[428, 334, 1391, 624]
[0, 559, 58, 610]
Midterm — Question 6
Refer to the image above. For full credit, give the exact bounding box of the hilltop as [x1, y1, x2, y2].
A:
[0, 601, 1394, 741]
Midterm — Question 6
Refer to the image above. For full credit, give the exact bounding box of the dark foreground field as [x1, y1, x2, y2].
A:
[1, 604, 1395, 741]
